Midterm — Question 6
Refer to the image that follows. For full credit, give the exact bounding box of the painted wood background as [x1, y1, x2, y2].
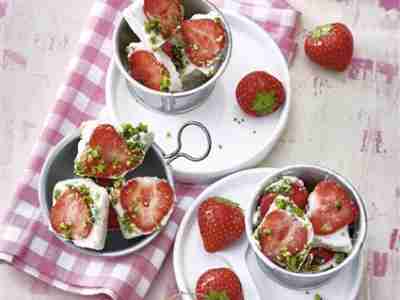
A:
[0, 0, 399, 299]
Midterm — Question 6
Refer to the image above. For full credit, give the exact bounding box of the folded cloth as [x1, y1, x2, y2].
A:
[0, 0, 300, 299]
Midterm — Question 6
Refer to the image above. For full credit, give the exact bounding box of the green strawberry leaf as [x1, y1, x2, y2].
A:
[204, 290, 230, 300]
[251, 91, 277, 115]
[311, 24, 332, 40]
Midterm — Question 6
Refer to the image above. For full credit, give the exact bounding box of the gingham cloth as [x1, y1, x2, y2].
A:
[0, 0, 300, 299]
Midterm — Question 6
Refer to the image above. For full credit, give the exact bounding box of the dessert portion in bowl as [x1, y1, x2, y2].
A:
[122, 0, 228, 92]
[252, 176, 358, 273]
[47, 121, 175, 251]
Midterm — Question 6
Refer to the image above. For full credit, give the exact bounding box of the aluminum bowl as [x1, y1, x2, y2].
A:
[113, 0, 232, 114]
[245, 165, 368, 289]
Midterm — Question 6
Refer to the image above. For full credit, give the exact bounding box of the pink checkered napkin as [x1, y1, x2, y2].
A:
[0, 0, 300, 299]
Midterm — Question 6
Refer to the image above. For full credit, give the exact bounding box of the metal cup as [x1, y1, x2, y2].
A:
[112, 0, 232, 114]
[245, 165, 368, 289]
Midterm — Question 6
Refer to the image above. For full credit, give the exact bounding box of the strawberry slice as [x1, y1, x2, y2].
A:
[143, 0, 183, 39]
[309, 180, 357, 235]
[259, 192, 277, 218]
[182, 19, 226, 67]
[120, 178, 174, 232]
[76, 124, 143, 178]
[161, 41, 174, 59]
[310, 247, 335, 265]
[129, 50, 170, 91]
[50, 188, 92, 240]
[108, 206, 120, 231]
[290, 181, 309, 209]
[258, 210, 308, 258]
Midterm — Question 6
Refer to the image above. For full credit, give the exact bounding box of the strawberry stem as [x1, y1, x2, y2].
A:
[311, 24, 332, 39]
[251, 91, 277, 115]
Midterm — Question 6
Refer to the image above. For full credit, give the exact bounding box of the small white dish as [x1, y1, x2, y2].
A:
[173, 168, 364, 300]
[106, 10, 291, 184]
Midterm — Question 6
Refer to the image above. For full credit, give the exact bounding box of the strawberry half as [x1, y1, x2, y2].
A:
[236, 71, 285, 117]
[143, 0, 183, 39]
[129, 50, 171, 92]
[310, 247, 335, 265]
[119, 177, 174, 233]
[182, 19, 226, 67]
[309, 180, 357, 235]
[259, 192, 277, 218]
[75, 123, 148, 179]
[50, 188, 93, 240]
[198, 197, 245, 253]
[258, 210, 309, 258]
[195, 268, 244, 300]
[305, 23, 354, 71]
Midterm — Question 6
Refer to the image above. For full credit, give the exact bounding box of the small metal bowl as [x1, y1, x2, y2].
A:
[245, 165, 368, 289]
[39, 121, 211, 256]
[113, 0, 232, 114]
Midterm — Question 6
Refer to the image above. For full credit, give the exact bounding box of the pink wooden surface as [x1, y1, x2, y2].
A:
[0, 0, 399, 299]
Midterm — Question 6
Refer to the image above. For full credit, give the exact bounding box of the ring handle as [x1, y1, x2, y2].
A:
[164, 121, 212, 165]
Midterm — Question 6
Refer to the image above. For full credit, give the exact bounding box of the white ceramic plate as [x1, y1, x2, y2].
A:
[173, 168, 364, 300]
[106, 10, 290, 184]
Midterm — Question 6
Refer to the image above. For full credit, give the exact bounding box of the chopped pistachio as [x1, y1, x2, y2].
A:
[74, 161, 85, 175]
[275, 196, 288, 210]
[335, 200, 342, 210]
[54, 189, 62, 199]
[137, 122, 148, 133]
[95, 163, 106, 173]
[334, 252, 347, 264]
[144, 19, 161, 34]
[59, 223, 72, 239]
[160, 72, 171, 92]
[314, 293, 322, 300]
[119, 213, 134, 233]
[264, 228, 272, 236]
[87, 146, 101, 160]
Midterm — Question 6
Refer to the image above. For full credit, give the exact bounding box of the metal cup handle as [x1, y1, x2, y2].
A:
[164, 121, 212, 165]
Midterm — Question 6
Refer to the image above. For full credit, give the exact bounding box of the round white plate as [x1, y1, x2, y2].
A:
[106, 10, 290, 184]
[173, 168, 364, 300]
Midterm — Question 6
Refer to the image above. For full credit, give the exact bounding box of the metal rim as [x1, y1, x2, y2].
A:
[245, 165, 368, 279]
[112, 0, 233, 99]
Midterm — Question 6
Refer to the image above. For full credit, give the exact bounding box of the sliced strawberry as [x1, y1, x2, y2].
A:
[182, 19, 226, 67]
[290, 181, 309, 209]
[309, 180, 357, 235]
[95, 178, 115, 188]
[50, 189, 92, 240]
[77, 124, 143, 178]
[161, 41, 174, 59]
[120, 178, 174, 232]
[310, 247, 335, 265]
[143, 0, 183, 39]
[108, 206, 120, 231]
[129, 50, 170, 91]
[259, 210, 308, 258]
[259, 192, 277, 218]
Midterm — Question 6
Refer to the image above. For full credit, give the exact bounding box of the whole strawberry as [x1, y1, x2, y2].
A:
[305, 23, 354, 71]
[196, 268, 244, 300]
[236, 71, 285, 117]
[198, 197, 244, 253]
